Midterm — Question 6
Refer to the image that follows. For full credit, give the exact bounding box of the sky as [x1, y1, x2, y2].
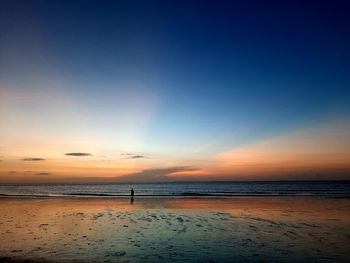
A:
[1, 0, 350, 183]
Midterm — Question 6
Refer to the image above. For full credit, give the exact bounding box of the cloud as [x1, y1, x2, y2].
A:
[126, 155, 145, 159]
[121, 153, 146, 159]
[65, 152, 92, 157]
[8, 171, 37, 175]
[35, 172, 51, 176]
[22, 157, 46, 161]
[116, 166, 198, 182]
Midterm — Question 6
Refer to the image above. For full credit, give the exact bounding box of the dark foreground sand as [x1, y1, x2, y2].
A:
[0, 197, 349, 262]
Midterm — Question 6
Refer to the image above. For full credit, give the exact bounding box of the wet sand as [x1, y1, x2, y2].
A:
[0, 197, 349, 262]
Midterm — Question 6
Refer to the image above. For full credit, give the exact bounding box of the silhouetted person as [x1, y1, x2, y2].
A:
[130, 188, 134, 204]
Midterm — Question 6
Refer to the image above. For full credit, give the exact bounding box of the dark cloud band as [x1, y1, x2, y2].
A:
[22, 158, 46, 161]
[65, 152, 92, 156]
[116, 166, 198, 182]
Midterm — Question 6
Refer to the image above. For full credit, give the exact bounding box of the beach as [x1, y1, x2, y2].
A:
[1, 0, 350, 262]
[0, 197, 349, 262]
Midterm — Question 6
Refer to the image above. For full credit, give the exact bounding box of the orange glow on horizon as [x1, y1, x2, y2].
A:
[1, 119, 350, 183]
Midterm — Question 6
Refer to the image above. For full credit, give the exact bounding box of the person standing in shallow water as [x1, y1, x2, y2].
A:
[130, 188, 134, 204]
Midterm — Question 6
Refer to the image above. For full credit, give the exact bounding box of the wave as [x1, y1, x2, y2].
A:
[1, 192, 349, 198]
[1, 181, 349, 198]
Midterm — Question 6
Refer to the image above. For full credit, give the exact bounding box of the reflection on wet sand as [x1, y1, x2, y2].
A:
[0, 197, 349, 262]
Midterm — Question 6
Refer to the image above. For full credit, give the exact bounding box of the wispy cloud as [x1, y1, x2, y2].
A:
[121, 153, 146, 159]
[121, 153, 133, 156]
[126, 155, 145, 159]
[22, 157, 46, 161]
[116, 166, 198, 182]
[35, 172, 51, 176]
[65, 152, 92, 157]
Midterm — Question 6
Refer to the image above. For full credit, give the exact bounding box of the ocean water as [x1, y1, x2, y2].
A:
[0, 181, 349, 198]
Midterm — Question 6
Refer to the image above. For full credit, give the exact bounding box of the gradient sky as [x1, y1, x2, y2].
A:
[1, 0, 350, 183]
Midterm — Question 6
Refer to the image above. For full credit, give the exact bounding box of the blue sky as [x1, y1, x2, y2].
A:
[1, 0, 350, 182]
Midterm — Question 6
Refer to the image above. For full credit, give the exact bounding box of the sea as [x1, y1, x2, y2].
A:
[0, 181, 349, 198]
